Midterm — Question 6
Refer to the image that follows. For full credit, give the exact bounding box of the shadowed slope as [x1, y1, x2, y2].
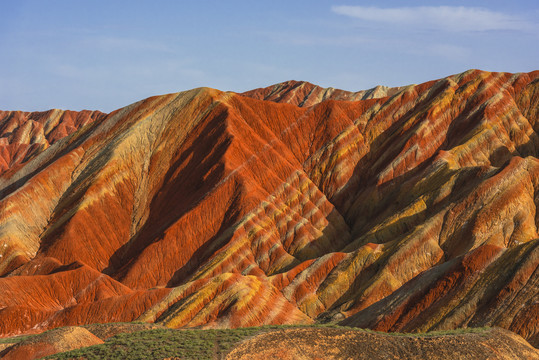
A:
[0, 70, 537, 349]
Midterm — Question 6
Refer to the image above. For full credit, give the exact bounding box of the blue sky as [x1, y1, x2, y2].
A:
[1, 1, 538, 112]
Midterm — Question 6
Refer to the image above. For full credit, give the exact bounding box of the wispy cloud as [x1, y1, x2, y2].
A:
[331, 6, 534, 32]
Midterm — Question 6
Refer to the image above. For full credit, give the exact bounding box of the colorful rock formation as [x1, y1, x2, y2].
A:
[0, 69, 537, 348]
[0, 109, 105, 175]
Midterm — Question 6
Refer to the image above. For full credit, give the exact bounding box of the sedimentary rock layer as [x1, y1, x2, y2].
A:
[0, 69, 538, 347]
[0, 109, 105, 175]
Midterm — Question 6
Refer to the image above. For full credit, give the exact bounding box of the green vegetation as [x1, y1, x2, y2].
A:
[29, 323, 492, 360]
[0, 334, 31, 344]
[44, 327, 261, 360]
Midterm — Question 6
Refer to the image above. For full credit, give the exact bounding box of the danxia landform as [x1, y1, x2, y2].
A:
[0, 70, 538, 351]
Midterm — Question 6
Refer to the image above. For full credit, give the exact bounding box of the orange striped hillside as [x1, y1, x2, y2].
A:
[0, 70, 538, 347]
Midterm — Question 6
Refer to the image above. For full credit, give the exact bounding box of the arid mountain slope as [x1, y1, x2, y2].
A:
[0, 70, 538, 348]
[0, 109, 105, 175]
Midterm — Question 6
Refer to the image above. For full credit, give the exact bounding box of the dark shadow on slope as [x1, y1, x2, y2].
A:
[165, 180, 245, 287]
[319, 136, 539, 330]
[310, 74, 539, 321]
[337, 240, 539, 343]
[327, 80, 459, 221]
[36, 139, 118, 254]
[103, 108, 239, 283]
[330, 74, 532, 241]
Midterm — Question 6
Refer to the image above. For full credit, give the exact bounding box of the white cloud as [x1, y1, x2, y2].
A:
[331, 6, 534, 32]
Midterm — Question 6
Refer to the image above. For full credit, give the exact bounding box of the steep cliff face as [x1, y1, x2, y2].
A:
[0, 70, 538, 347]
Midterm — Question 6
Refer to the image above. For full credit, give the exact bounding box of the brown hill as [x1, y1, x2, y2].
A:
[226, 327, 539, 360]
[0, 69, 538, 351]
[0, 326, 103, 360]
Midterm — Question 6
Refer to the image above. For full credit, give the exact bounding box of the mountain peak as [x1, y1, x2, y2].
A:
[242, 79, 407, 107]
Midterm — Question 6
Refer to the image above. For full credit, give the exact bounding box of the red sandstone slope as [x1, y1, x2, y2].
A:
[0, 70, 538, 348]
[0, 109, 105, 175]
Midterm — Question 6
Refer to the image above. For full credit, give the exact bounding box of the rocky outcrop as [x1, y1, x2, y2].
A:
[0, 70, 538, 348]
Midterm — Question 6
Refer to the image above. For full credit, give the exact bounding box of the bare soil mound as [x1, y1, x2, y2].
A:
[226, 327, 539, 360]
[0, 326, 103, 360]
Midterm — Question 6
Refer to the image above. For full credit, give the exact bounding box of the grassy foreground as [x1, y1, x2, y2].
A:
[46, 326, 263, 360]
[4, 323, 488, 360]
